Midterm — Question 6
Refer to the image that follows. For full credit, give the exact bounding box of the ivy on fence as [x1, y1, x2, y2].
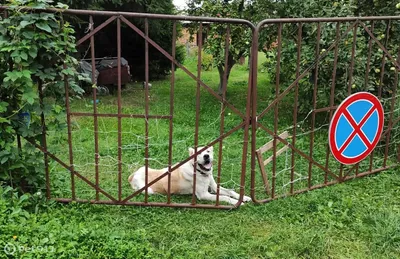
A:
[0, 0, 85, 193]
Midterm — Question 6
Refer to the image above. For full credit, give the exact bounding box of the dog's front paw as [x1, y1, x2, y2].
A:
[243, 195, 252, 202]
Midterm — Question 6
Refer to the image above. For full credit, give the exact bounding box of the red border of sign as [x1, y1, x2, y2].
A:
[328, 92, 384, 165]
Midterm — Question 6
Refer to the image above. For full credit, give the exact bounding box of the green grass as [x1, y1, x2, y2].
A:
[1, 52, 399, 258]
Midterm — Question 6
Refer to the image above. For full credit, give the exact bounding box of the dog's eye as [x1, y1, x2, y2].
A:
[207, 150, 210, 153]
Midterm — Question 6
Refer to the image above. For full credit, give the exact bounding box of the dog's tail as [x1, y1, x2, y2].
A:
[128, 166, 145, 191]
[128, 174, 134, 183]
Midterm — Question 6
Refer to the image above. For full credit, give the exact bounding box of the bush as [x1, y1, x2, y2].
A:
[193, 49, 214, 71]
[0, 0, 84, 193]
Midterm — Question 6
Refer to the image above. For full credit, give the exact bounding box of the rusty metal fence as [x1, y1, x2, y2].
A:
[2, 6, 400, 209]
[251, 17, 400, 203]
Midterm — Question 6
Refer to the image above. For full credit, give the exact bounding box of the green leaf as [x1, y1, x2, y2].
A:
[20, 51, 28, 61]
[22, 91, 37, 105]
[22, 70, 32, 78]
[0, 117, 10, 124]
[29, 48, 38, 59]
[20, 20, 33, 28]
[36, 22, 52, 33]
[0, 156, 8, 164]
[22, 31, 35, 39]
[0, 102, 8, 113]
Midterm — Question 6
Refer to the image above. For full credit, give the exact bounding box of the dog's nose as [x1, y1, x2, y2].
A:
[204, 154, 210, 160]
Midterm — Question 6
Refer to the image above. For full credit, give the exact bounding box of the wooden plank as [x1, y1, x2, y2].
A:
[257, 131, 289, 154]
[264, 145, 289, 166]
[256, 151, 270, 195]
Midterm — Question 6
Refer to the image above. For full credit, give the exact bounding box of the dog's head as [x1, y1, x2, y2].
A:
[189, 146, 214, 172]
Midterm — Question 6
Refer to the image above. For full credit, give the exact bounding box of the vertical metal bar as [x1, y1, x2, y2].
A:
[346, 23, 358, 178]
[250, 28, 259, 201]
[167, 22, 176, 204]
[378, 21, 391, 98]
[237, 26, 256, 205]
[38, 80, 51, 199]
[364, 21, 375, 90]
[308, 22, 321, 189]
[272, 23, 282, 199]
[348, 23, 358, 95]
[192, 23, 202, 205]
[90, 16, 100, 201]
[366, 21, 375, 171]
[290, 22, 302, 194]
[324, 22, 341, 184]
[216, 25, 230, 206]
[117, 17, 123, 201]
[60, 13, 75, 201]
[17, 135, 22, 152]
[64, 67, 75, 200]
[370, 20, 390, 170]
[144, 18, 150, 203]
[383, 48, 400, 167]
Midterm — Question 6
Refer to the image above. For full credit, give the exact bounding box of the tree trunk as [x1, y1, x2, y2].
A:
[218, 63, 234, 95]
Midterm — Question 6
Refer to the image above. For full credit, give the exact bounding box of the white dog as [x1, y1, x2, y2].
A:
[128, 146, 251, 205]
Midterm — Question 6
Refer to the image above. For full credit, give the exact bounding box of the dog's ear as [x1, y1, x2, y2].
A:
[189, 147, 195, 156]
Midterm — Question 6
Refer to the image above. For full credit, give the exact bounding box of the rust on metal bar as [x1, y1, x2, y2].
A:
[313, 106, 338, 113]
[364, 21, 375, 91]
[167, 22, 176, 204]
[216, 25, 231, 206]
[257, 16, 400, 25]
[271, 22, 283, 199]
[308, 22, 321, 190]
[192, 22, 202, 205]
[383, 48, 400, 167]
[365, 21, 376, 173]
[347, 22, 358, 95]
[378, 21, 391, 97]
[38, 80, 51, 199]
[234, 22, 255, 207]
[89, 16, 100, 201]
[70, 112, 171, 119]
[324, 22, 341, 184]
[365, 20, 391, 170]
[63, 64, 76, 200]
[144, 18, 150, 203]
[54, 198, 237, 210]
[0, 6, 254, 26]
[250, 26, 260, 202]
[291, 22, 302, 193]
[117, 17, 123, 201]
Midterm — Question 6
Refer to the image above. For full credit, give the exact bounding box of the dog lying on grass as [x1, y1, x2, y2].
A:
[128, 146, 251, 205]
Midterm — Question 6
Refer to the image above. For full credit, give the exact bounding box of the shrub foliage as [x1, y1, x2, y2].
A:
[0, 0, 83, 192]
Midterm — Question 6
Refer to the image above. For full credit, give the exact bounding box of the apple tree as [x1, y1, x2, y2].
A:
[187, 0, 254, 93]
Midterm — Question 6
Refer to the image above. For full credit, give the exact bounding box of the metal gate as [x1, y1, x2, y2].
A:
[250, 17, 400, 203]
[1, 7, 255, 209]
[2, 6, 400, 209]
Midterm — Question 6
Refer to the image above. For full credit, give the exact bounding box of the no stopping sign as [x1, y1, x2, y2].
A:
[328, 92, 384, 165]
